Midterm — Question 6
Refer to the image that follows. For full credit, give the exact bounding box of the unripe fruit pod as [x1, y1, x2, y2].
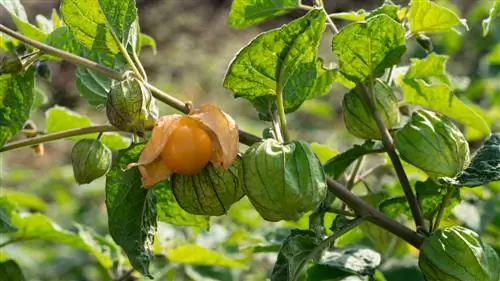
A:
[395, 110, 469, 178]
[342, 80, 400, 140]
[106, 77, 158, 134]
[419, 226, 500, 281]
[71, 139, 112, 184]
[172, 158, 244, 216]
[241, 139, 327, 222]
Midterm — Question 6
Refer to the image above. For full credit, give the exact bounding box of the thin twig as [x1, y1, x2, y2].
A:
[432, 185, 456, 231]
[0, 24, 125, 81]
[347, 156, 364, 191]
[358, 83, 427, 233]
[325, 207, 356, 217]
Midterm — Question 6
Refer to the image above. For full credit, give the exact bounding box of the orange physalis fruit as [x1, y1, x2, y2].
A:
[128, 104, 239, 188]
[161, 116, 213, 175]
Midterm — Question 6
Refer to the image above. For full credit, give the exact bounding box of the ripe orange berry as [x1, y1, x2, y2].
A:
[161, 117, 213, 175]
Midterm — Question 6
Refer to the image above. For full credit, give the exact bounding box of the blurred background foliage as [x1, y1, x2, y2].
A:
[0, 0, 499, 280]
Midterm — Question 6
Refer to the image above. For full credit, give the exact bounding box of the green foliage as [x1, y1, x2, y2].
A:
[442, 133, 500, 187]
[332, 15, 406, 82]
[167, 244, 247, 269]
[228, 0, 300, 29]
[105, 144, 156, 277]
[0, 0, 46, 42]
[241, 139, 327, 221]
[323, 141, 383, 179]
[419, 226, 500, 281]
[0, 67, 35, 148]
[45, 106, 129, 150]
[408, 0, 468, 34]
[483, 0, 500, 36]
[0, 260, 26, 281]
[153, 181, 210, 229]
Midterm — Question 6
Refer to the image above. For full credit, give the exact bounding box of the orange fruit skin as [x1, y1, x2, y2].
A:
[161, 118, 213, 175]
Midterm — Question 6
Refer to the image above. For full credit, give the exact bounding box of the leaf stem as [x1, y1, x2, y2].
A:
[358, 83, 427, 233]
[131, 50, 148, 81]
[275, 85, 290, 143]
[432, 185, 456, 231]
[347, 156, 364, 191]
[0, 125, 119, 153]
[0, 24, 125, 81]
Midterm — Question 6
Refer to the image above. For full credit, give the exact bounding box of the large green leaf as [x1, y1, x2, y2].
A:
[441, 133, 500, 187]
[408, 0, 467, 34]
[0, 0, 46, 42]
[228, 0, 300, 29]
[398, 54, 490, 136]
[105, 144, 157, 277]
[0, 260, 26, 281]
[307, 247, 381, 280]
[323, 141, 384, 179]
[98, 0, 137, 45]
[332, 15, 406, 82]
[271, 229, 321, 281]
[61, 0, 131, 54]
[224, 9, 335, 114]
[153, 181, 210, 229]
[0, 68, 36, 148]
[45, 106, 129, 150]
[483, 0, 500, 36]
[167, 244, 247, 269]
[0, 198, 17, 234]
[44, 27, 79, 54]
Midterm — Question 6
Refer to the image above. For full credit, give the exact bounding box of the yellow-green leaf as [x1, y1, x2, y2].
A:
[167, 244, 247, 269]
[408, 0, 468, 34]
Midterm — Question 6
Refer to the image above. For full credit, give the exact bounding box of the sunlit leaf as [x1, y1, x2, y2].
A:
[408, 0, 468, 34]
[332, 15, 406, 82]
[44, 27, 79, 54]
[0, 67, 36, 148]
[105, 144, 156, 277]
[228, 0, 300, 29]
[167, 244, 247, 269]
[311, 143, 337, 164]
[45, 106, 130, 150]
[0, 0, 46, 41]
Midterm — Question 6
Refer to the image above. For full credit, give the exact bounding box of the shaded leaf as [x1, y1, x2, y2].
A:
[105, 144, 157, 277]
[441, 133, 500, 187]
[0, 260, 26, 281]
[45, 106, 130, 150]
[0, 67, 36, 148]
[323, 141, 383, 179]
[271, 229, 321, 281]
[332, 15, 406, 82]
[408, 0, 468, 34]
[0, 198, 17, 234]
[483, 0, 500, 36]
[153, 181, 210, 229]
[167, 244, 247, 269]
[224, 10, 334, 114]
[228, 0, 300, 29]
[44, 27, 79, 54]
[307, 247, 381, 280]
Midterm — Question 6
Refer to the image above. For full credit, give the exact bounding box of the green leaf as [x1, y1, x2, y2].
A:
[311, 143, 337, 164]
[167, 244, 247, 269]
[307, 247, 382, 280]
[332, 15, 406, 82]
[0, 198, 17, 233]
[224, 10, 333, 113]
[0, 260, 26, 281]
[75, 47, 114, 106]
[228, 0, 300, 29]
[1, 189, 47, 211]
[483, 0, 500, 36]
[441, 133, 500, 187]
[330, 11, 368, 22]
[98, 0, 137, 45]
[105, 144, 157, 277]
[408, 0, 468, 34]
[138, 33, 157, 55]
[486, 43, 500, 65]
[379, 179, 459, 220]
[271, 229, 321, 281]
[61, 0, 118, 54]
[45, 106, 130, 150]
[367, 1, 401, 21]
[398, 55, 490, 136]
[0, 67, 36, 148]
[323, 141, 383, 179]
[0, 0, 47, 42]
[44, 27, 79, 54]
[153, 181, 210, 229]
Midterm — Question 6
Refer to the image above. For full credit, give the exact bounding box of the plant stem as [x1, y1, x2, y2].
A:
[0, 125, 119, 153]
[0, 24, 125, 81]
[327, 179, 425, 248]
[325, 207, 356, 217]
[347, 156, 364, 191]
[275, 84, 290, 143]
[132, 50, 148, 81]
[358, 83, 427, 233]
[432, 185, 456, 231]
